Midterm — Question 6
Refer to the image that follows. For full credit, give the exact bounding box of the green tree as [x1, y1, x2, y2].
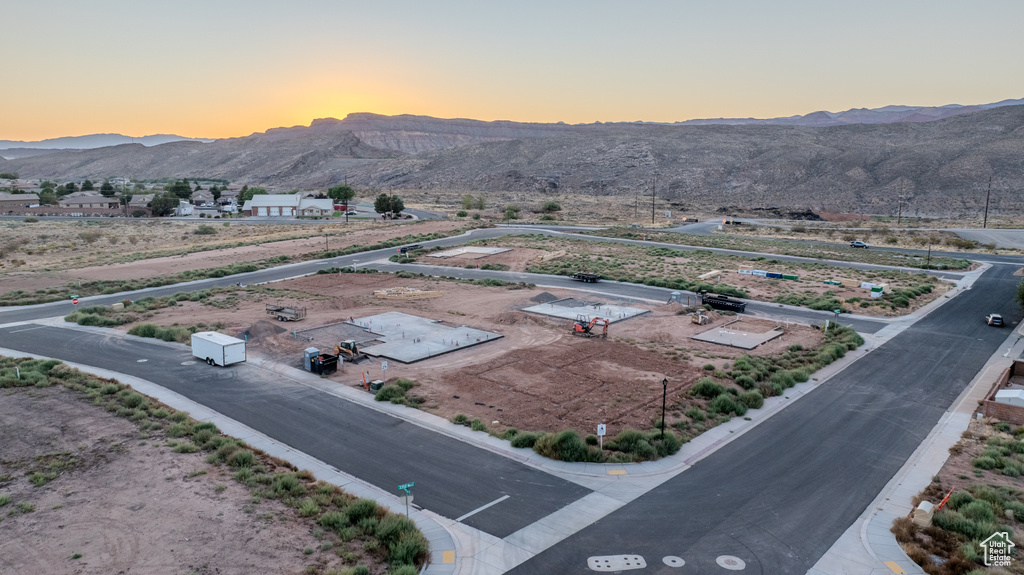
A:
[210, 185, 221, 201]
[150, 192, 179, 217]
[119, 193, 134, 206]
[63, 182, 78, 194]
[167, 179, 192, 199]
[328, 184, 356, 206]
[40, 180, 55, 190]
[462, 194, 475, 210]
[1017, 278, 1024, 310]
[239, 186, 267, 203]
[81, 179, 94, 191]
[0, 172, 18, 179]
[474, 195, 486, 210]
[38, 190, 57, 205]
[100, 180, 116, 197]
[373, 193, 404, 217]
[133, 182, 146, 193]
[503, 205, 521, 220]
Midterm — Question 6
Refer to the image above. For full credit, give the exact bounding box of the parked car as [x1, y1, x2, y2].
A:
[850, 241, 869, 248]
[987, 314, 1004, 327]
[345, 210, 358, 215]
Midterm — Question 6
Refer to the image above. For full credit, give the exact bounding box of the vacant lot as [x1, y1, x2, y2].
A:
[0, 376, 398, 575]
[431, 234, 953, 316]
[0, 218, 464, 295]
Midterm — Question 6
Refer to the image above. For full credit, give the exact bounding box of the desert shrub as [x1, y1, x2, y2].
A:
[298, 498, 321, 517]
[685, 405, 706, 421]
[738, 390, 764, 409]
[510, 431, 542, 449]
[709, 393, 747, 416]
[374, 385, 406, 402]
[734, 375, 756, 390]
[932, 509, 996, 541]
[691, 377, 725, 399]
[318, 510, 348, 531]
[960, 499, 996, 523]
[451, 414, 469, 426]
[702, 363, 715, 371]
[228, 449, 255, 468]
[947, 490, 974, 510]
[456, 210, 467, 217]
[470, 419, 486, 431]
[534, 430, 589, 462]
[344, 498, 378, 523]
[972, 456, 998, 470]
[394, 378, 415, 392]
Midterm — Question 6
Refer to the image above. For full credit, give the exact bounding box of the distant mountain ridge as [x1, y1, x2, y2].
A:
[0, 133, 213, 151]
[674, 98, 1024, 127]
[2, 100, 1023, 218]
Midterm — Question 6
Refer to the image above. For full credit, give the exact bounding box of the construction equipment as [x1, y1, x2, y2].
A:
[572, 314, 609, 338]
[691, 313, 710, 325]
[267, 304, 307, 322]
[333, 340, 368, 363]
[571, 272, 601, 283]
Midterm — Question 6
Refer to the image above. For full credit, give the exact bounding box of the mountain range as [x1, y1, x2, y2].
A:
[2, 99, 1022, 217]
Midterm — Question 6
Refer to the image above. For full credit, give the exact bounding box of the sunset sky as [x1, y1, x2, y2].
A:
[2, 0, 1023, 141]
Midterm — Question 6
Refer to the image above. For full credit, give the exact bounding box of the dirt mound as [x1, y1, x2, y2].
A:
[491, 312, 535, 325]
[239, 320, 288, 341]
[530, 291, 560, 304]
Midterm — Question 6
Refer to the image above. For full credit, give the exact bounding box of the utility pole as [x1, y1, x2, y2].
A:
[650, 175, 657, 225]
[634, 189, 638, 218]
[983, 176, 992, 229]
[896, 180, 905, 226]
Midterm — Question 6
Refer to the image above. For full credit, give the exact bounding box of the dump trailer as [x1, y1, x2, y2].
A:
[267, 304, 307, 322]
[571, 272, 601, 283]
[334, 340, 368, 363]
[699, 293, 747, 313]
[191, 332, 246, 366]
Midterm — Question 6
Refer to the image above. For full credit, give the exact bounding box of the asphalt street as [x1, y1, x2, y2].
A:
[0, 325, 589, 539]
[508, 263, 1023, 573]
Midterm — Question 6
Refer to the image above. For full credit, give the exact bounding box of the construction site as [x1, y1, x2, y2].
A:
[111, 261, 825, 436]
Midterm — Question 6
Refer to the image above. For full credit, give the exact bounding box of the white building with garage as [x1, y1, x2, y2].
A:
[242, 193, 334, 217]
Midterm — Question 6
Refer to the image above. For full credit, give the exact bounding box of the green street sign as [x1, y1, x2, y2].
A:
[398, 482, 415, 491]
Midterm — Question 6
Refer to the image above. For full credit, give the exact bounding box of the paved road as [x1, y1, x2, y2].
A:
[508, 263, 1022, 573]
[0, 325, 589, 539]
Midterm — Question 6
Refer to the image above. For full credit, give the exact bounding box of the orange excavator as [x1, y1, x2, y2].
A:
[572, 315, 609, 338]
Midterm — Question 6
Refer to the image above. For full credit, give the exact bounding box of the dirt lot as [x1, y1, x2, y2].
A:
[0, 218, 463, 293]
[424, 235, 954, 317]
[111, 272, 822, 437]
[0, 384, 359, 575]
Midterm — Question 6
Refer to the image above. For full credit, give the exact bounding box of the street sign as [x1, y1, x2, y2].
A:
[382, 361, 388, 371]
[400, 494, 414, 506]
[397, 482, 415, 491]
[72, 298, 79, 305]
[597, 424, 606, 436]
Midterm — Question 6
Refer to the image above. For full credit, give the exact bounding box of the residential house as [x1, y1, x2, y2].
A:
[128, 194, 155, 208]
[0, 192, 41, 211]
[191, 190, 214, 205]
[58, 192, 119, 209]
[241, 193, 333, 217]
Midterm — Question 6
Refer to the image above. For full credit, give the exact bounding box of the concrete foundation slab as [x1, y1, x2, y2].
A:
[522, 298, 650, 323]
[690, 320, 784, 349]
[426, 247, 511, 259]
[351, 311, 502, 363]
[294, 320, 381, 350]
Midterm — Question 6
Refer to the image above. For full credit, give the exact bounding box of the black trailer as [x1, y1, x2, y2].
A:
[309, 353, 339, 376]
[570, 272, 601, 283]
[699, 293, 747, 313]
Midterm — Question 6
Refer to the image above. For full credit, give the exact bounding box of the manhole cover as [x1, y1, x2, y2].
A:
[587, 555, 647, 571]
[663, 556, 685, 567]
[716, 555, 746, 570]
[180, 361, 197, 365]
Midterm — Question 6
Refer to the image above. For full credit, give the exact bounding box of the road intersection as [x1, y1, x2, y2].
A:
[2, 224, 1022, 574]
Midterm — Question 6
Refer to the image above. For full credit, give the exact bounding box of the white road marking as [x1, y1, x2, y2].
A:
[716, 555, 746, 570]
[456, 494, 510, 522]
[137, 359, 148, 363]
[7, 326, 45, 333]
[587, 555, 647, 571]
[663, 556, 685, 567]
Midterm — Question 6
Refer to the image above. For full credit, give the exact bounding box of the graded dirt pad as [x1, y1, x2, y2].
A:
[114, 273, 822, 436]
[0, 218, 463, 293]
[0, 385, 348, 575]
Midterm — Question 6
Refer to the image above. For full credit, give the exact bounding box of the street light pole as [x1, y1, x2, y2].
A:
[983, 176, 992, 229]
[661, 378, 668, 440]
[650, 175, 657, 226]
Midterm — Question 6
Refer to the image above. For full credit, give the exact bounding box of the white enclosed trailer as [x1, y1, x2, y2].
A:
[191, 331, 246, 366]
